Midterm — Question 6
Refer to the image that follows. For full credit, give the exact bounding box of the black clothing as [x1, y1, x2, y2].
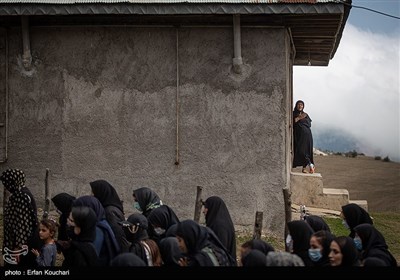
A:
[341, 203, 373, 238]
[110, 253, 146, 266]
[62, 206, 99, 267]
[304, 215, 331, 232]
[133, 187, 162, 217]
[204, 196, 236, 262]
[287, 220, 314, 266]
[52, 193, 76, 241]
[292, 100, 314, 168]
[90, 180, 130, 252]
[241, 250, 267, 267]
[159, 237, 182, 267]
[176, 220, 234, 267]
[250, 239, 275, 255]
[354, 224, 397, 266]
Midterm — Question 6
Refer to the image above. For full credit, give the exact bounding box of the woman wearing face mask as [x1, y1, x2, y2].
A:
[132, 187, 163, 217]
[308, 230, 335, 266]
[147, 205, 180, 243]
[287, 220, 315, 266]
[119, 213, 162, 266]
[353, 224, 397, 266]
[62, 206, 99, 267]
[341, 203, 373, 238]
[52, 193, 76, 245]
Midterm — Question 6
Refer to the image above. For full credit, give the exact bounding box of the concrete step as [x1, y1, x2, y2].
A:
[321, 188, 349, 211]
[349, 200, 369, 212]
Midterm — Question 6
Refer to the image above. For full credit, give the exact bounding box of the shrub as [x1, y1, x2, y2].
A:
[383, 156, 391, 162]
[375, 156, 382, 160]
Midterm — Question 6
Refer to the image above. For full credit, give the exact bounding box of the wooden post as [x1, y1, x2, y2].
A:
[253, 211, 263, 239]
[43, 168, 50, 219]
[193, 186, 203, 223]
[283, 188, 292, 252]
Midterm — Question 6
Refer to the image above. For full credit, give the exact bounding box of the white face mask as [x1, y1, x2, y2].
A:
[153, 227, 166, 236]
[286, 234, 293, 252]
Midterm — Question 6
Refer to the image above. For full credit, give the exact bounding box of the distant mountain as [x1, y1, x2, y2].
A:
[313, 127, 360, 153]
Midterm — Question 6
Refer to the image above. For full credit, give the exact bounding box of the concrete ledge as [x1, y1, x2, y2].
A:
[323, 188, 349, 196]
[349, 200, 368, 212]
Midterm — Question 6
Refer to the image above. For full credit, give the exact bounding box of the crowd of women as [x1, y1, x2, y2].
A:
[1, 168, 397, 267]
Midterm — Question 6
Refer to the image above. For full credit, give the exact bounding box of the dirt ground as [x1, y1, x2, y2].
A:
[296, 154, 400, 213]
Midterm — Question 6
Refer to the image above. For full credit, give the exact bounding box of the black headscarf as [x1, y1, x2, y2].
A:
[90, 180, 129, 252]
[133, 187, 162, 216]
[176, 220, 233, 266]
[90, 180, 123, 212]
[354, 223, 397, 266]
[250, 239, 275, 255]
[332, 236, 360, 266]
[62, 206, 98, 267]
[147, 205, 180, 232]
[72, 196, 120, 265]
[293, 100, 305, 118]
[287, 220, 314, 266]
[304, 215, 331, 232]
[159, 237, 182, 267]
[292, 100, 313, 168]
[204, 196, 236, 261]
[341, 203, 373, 238]
[52, 193, 76, 241]
[241, 250, 266, 267]
[311, 230, 334, 267]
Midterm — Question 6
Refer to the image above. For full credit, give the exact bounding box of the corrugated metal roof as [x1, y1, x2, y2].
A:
[0, 0, 340, 4]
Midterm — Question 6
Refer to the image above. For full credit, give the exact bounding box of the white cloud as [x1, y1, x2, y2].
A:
[294, 24, 400, 161]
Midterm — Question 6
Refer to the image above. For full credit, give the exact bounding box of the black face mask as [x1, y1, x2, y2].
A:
[66, 225, 78, 240]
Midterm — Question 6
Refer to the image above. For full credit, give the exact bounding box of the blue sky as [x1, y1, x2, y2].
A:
[347, 0, 399, 34]
[294, 0, 400, 162]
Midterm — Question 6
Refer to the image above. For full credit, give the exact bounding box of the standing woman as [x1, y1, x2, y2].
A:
[203, 196, 236, 262]
[1, 169, 39, 266]
[293, 100, 315, 173]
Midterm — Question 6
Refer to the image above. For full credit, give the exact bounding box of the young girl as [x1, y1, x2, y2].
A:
[31, 219, 58, 266]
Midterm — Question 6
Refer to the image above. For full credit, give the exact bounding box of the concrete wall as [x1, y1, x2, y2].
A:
[0, 25, 291, 234]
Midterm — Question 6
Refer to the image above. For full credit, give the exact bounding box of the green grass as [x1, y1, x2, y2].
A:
[235, 212, 400, 264]
[323, 212, 400, 263]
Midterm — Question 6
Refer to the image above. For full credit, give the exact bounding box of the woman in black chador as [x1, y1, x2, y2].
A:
[293, 100, 315, 173]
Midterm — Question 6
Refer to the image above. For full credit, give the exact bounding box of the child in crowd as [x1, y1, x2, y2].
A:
[31, 219, 58, 266]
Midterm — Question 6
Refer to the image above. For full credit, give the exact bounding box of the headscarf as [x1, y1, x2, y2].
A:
[250, 239, 275, 255]
[90, 180, 123, 212]
[304, 215, 331, 232]
[147, 205, 180, 232]
[1, 168, 26, 193]
[354, 224, 397, 266]
[52, 193, 76, 241]
[204, 196, 236, 261]
[133, 187, 162, 216]
[159, 237, 182, 266]
[332, 236, 360, 266]
[293, 100, 305, 118]
[1, 169, 36, 250]
[176, 220, 233, 266]
[241, 250, 266, 267]
[341, 203, 373, 238]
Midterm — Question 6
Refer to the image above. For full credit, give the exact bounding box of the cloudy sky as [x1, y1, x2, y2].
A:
[294, 0, 400, 162]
